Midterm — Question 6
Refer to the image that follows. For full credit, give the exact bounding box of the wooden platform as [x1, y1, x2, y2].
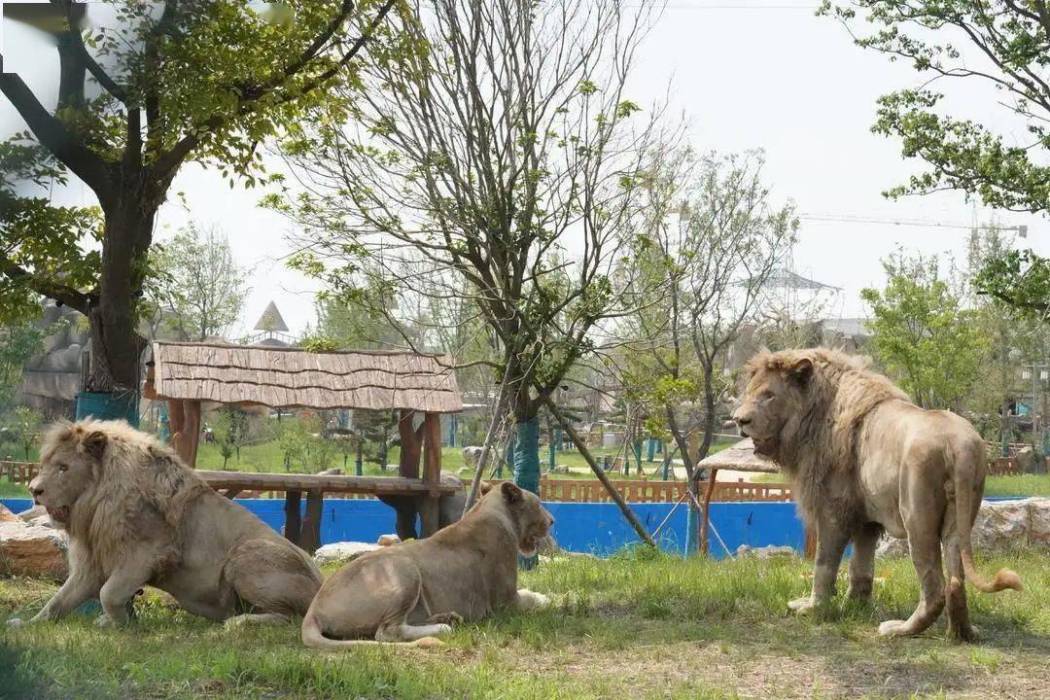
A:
[196, 471, 459, 497]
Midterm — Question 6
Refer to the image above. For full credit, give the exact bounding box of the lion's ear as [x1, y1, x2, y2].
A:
[81, 430, 108, 462]
[500, 481, 523, 504]
[479, 481, 493, 496]
[787, 357, 813, 387]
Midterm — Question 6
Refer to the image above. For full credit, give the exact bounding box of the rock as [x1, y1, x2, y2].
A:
[973, 499, 1030, 551]
[377, 534, 400, 547]
[1015, 446, 1035, 473]
[0, 504, 20, 524]
[313, 541, 381, 566]
[462, 446, 484, 468]
[877, 498, 1050, 557]
[16, 505, 47, 523]
[0, 520, 68, 580]
[736, 544, 798, 559]
[876, 535, 909, 558]
[316, 468, 343, 476]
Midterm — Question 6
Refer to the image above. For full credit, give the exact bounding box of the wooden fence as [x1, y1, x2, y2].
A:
[2, 460, 1028, 503]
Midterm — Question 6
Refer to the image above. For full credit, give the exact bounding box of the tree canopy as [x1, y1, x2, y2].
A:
[824, 0, 1050, 315]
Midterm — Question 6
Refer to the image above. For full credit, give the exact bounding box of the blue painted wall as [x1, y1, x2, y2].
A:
[2, 497, 807, 558]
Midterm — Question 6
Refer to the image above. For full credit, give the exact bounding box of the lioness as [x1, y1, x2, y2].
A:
[302, 481, 553, 648]
[733, 348, 1021, 641]
[11, 420, 321, 627]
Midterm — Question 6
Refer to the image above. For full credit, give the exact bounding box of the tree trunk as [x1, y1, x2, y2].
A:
[85, 200, 154, 394]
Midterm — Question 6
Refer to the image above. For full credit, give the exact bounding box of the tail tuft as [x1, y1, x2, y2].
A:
[992, 568, 1023, 592]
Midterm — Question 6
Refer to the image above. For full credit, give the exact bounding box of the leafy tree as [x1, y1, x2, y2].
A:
[8, 406, 44, 461]
[861, 253, 986, 409]
[0, 0, 398, 397]
[211, 406, 248, 468]
[145, 223, 248, 341]
[822, 0, 1049, 313]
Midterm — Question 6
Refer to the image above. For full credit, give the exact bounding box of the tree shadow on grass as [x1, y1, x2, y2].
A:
[0, 642, 48, 699]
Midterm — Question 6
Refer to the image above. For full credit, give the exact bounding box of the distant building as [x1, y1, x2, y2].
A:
[244, 301, 297, 346]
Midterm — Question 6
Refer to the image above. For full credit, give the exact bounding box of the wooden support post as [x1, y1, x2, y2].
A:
[169, 399, 202, 467]
[699, 467, 719, 555]
[284, 490, 302, 546]
[301, 490, 324, 554]
[398, 409, 422, 479]
[420, 412, 442, 537]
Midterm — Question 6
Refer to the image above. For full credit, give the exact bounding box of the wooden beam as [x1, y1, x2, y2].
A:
[302, 490, 323, 554]
[284, 490, 302, 547]
[398, 409, 422, 480]
[419, 412, 441, 537]
[699, 467, 719, 555]
[542, 397, 656, 547]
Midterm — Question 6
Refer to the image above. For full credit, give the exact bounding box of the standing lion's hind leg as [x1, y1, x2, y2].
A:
[942, 511, 977, 642]
[878, 520, 946, 638]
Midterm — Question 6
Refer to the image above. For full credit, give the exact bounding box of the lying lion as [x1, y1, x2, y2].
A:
[302, 481, 554, 648]
[733, 348, 1021, 641]
[10, 420, 321, 627]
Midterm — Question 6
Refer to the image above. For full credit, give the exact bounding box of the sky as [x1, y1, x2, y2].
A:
[1, 0, 1045, 336]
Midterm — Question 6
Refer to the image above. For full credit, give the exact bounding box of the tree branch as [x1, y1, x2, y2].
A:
[0, 73, 112, 198]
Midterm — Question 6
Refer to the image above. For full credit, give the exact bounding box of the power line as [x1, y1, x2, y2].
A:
[799, 213, 1029, 237]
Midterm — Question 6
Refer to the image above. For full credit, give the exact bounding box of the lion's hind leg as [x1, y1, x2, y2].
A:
[878, 514, 946, 638]
[942, 512, 977, 643]
[225, 538, 322, 620]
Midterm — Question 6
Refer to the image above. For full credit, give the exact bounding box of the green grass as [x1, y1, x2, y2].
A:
[983, 473, 1050, 497]
[0, 476, 28, 498]
[2, 549, 1049, 698]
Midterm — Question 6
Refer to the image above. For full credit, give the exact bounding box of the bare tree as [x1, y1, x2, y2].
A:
[274, 0, 665, 512]
[617, 146, 797, 551]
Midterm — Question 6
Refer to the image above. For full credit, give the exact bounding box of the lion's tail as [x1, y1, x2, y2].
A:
[950, 440, 1023, 594]
[301, 607, 444, 650]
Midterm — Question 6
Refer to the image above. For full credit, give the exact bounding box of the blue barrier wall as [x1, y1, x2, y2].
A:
[2, 497, 807, 558]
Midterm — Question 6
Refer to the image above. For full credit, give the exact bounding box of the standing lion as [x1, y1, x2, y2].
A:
[732, 348, 1021, 641]
[11, 419, 321, 627]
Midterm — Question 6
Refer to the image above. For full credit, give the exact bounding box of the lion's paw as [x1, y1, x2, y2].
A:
[433, 623, 452, 635]
[426, 612, 463, 626]
[787, 596, 816, 614]
[877, 619, 908, 637]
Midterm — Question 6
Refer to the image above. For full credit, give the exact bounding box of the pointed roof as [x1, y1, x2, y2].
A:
[254, 301, 289, 332]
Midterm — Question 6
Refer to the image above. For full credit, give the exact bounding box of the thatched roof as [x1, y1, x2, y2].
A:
[697, 438, 781, 474]
[148, 341, 462, 413]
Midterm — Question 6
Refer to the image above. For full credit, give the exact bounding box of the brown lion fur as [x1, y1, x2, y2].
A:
[742, 347, 907, 526]
[21, 419, 321, 627]
[39, 419, 211, 575]
[735, 347, 1021, 641]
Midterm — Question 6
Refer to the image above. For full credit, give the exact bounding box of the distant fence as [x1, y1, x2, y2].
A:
[2, 459, 1030, 502]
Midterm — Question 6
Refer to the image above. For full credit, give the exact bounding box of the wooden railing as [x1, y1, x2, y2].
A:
[0, 461, 38, 485]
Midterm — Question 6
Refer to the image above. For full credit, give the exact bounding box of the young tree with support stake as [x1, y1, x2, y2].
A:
[272, 0, 664, 541]
[617, 145, 796, 553]
[0, 0, 398, 422]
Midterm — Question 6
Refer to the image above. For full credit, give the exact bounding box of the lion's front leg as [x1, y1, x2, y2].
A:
[97, 564, 152, 626]
[19, 569, 101, 625]
[791, 518, 850, 614]
[846, 522, 882, 602]
[515, 589, 550, 612]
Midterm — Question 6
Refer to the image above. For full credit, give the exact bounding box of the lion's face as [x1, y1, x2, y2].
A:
[732, 356, 813, 458]
[29, 426, 107, 529]
[496, 482, 554, 557]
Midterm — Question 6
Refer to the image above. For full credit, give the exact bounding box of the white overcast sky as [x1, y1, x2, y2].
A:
[2, 0, 1045, 336]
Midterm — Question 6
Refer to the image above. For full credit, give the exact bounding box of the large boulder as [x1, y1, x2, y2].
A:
[0, 520, 68, 580]
[0, 504, 20, 524]
[878, 498, 1050, 557]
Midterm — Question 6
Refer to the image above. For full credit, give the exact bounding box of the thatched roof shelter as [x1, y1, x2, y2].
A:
[696, 438, 780, 474]
[147, 341, 463, 413]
